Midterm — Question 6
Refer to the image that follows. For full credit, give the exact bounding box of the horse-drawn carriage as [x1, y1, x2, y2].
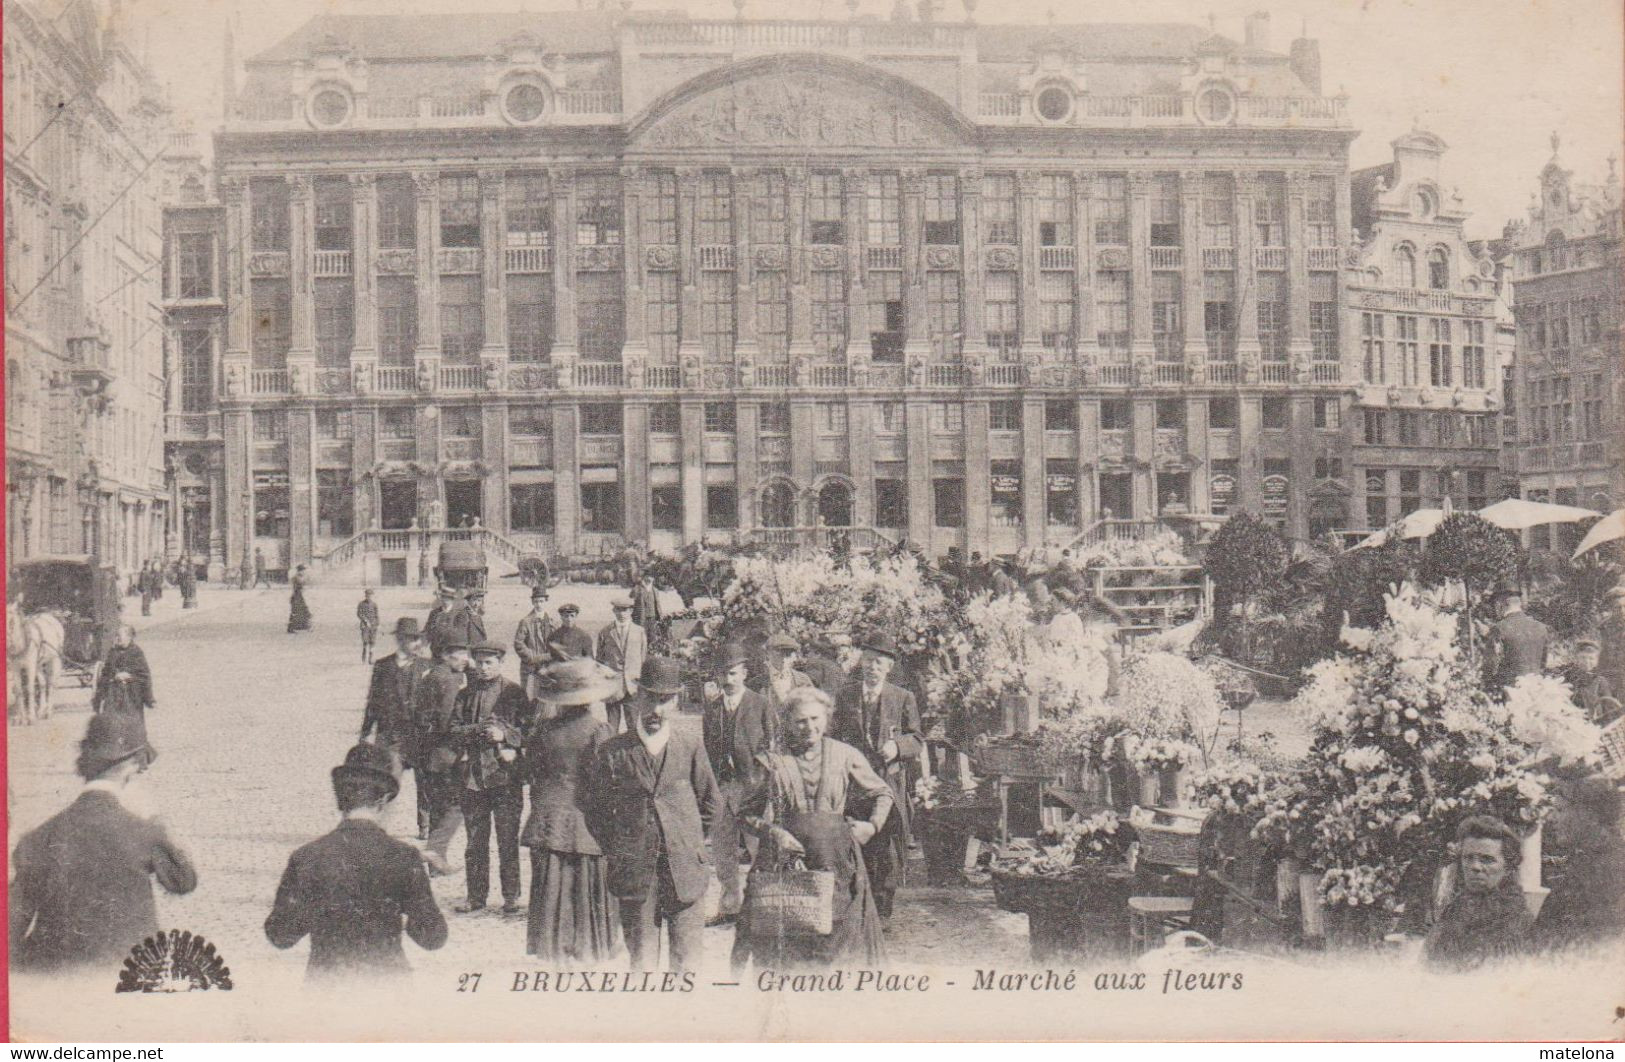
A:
[432, 540, 487, 594]
[8, 555, 122, 722]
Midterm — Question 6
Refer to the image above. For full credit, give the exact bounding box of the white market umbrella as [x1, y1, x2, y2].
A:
[1572, 508, 1625, 560]
[1477, 497, 1601, 531]
[1350, 508, 1449, 550]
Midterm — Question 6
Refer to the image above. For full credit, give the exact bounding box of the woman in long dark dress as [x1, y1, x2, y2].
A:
[519, 658, 622, 962]
[287, 565, 313, 633]
[734, 686, 892, 970]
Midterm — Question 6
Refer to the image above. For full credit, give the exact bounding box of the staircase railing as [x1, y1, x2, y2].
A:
[742, 525, 898, 553]
[314, 526, 533, 574]
[1066, 518, 1169, 553]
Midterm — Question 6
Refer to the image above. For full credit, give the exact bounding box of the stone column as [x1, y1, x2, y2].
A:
[412, 170, 441, 370]
[552, 402, 580, 554]
[287, 406, 315, 566]
[623, 400, 651, 543]
[1286, 170, 1313, 377]
[482, 404, 506, 533]
[790, 399, 816, 501]
[1077, 397, 1100, 525]
[676, 168, 702, 358]
[288, 175, 315, 360]
[1016, 170, 1044, 361]
[1131, 398, 1156, 516]
[1289, 396, 1315, 539]
[1236, 170, 1262, 367]
[621, 165, 649, 363]
[905, 399, 932, 544]
[842, 167, 868, 362]
[1022, 397, 1046, 546]
[1179, 170, 1207, 371]
[900, 169, 930, 360]
[732, 168, 757, 362]
[960, 167, 985, 359]
[964, 399, 990, 558]
[1237, 397, 1264, 513]
[736, 401, 759, 532]
[350, 174, 378, 377]
[679, 399, 705, 544]
[479, 169, 506, 361]
[1074, 172, 1099, 373]
[1127, 171, 1155, 367]
[352, 407, 376, 535]
[223, 410, 251, 580]
[550, 169, 578, 361]
[221, 177, 251, 364]
[787, 168, 814, 359]
[848, 397, 875, 525]
[1186, 396, 1211, 512]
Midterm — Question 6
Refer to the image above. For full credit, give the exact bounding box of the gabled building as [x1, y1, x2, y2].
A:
[1345, 130, 1505, 538]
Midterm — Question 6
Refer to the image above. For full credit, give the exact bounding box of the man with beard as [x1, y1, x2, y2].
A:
[582, 656, 719, 972]
[1425, 815, 1534, 969]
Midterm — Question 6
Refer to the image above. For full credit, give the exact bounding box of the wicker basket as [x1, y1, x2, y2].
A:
[973, 738, 1064, 781]
[1598, 718, 1625, 780]
[1130, 806, 1208, 870]
[991, 869, 1077, 915]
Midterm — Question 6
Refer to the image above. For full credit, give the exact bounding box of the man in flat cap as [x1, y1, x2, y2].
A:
[596, 593, 647, 733]
[266, 743, 447, 980]
[833, 631, 924, 919]
[582, 656, 719, 972]
[10, 713, 197, 972]
[546, 602, 594, 662]
[753, 630, 811, 713]
[414, 636, 472, 875]
[362, 616, 433, 838]
[450, 638, 531, 914]
[513, 586, 557, 716]
[1556, 635, 1620, 726]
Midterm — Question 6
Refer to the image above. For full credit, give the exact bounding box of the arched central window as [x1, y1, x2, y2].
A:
[1393, 245, 1417, 289]
[1427, 248, 1450, 291]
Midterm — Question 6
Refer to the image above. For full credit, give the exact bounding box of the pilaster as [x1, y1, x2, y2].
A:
[964, 399, 991, 557]
[1021, 397, 1046, 546]
[1127, 171, 1155, 366]
[550, 169, 578, 360]
[900, 169, 930, 360]
[1016, 170, 1045, 360]
[552, 402, 580, 555]
[623, 400, 651, 542]
[679, 399, 705, 544]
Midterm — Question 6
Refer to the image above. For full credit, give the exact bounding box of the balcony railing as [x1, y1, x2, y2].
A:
[1312, 362, 1342, 384]
[698, 245, 735, 270]
[865, 246, 903, 270]
[314, 250, 352, 276]
[376, 366, 415, 392]
[1039, 246, 1075, 270]
[1261, 362, 1292, 385]
[628, 19, 967, 49]
[756, 364, 792, 388]
[430, 95, 485, 118]
[251, 369, 289, 395]
[1148, 246, 1183, 270]
[645, 365, 681, 389]
[438, 365, 483, 391]
[1098, 363, 1133, 386]
[557, 90, 621, 116]
[365, 96, 419, 120]
[987, 363, 1025, 386]
[1202, 247, 1235, 270]
[1207, 361, 1240, 385]
[1154, 363, 1185, 385]
[927, 364, 968, 388]
[811, 364, 848, 388]
[574, 362, 624, 389]
[979, 93, 1022, 118]
[1307, 247, 1341, 271]
[505, 246, 552, 273]
[1254, 247, 1288, 271]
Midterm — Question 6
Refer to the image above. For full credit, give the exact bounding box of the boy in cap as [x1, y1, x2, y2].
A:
[1556, 635, 1620, 725]
[582, 656, 719, 972]
[266, 743, 447, 980]
[10, 713, 197, 972]
[450, 638, 531, 914]
[513, 586, 557, 713]
[596, 593, 647, 733]
[546, 602, 594, 662]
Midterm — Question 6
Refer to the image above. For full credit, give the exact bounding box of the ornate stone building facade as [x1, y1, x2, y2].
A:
[194, 9, 1359, 578]
[1346, 131, 1506, 539]
[4, 0, 170, 576]
[1508, 137, 1623, 544]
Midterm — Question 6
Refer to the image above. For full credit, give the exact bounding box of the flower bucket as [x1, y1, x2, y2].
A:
[1158, 767, 1186, 808]
[1136, 770, 1161, 808]
[999, 689, 1041, 736]
[920, 814, 975, 887]
[1518, 823, 1542, 891]
[1275, 857, 1300, 917]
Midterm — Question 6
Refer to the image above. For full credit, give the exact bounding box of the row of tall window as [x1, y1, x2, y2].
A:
[1360, 409, 1497, 448]
[245, 170, 1337, 255]
[1518, 297, 1608, 363]
[1363, 468, 1491, 529]
[1360, 312, 1491, 388]
[1525, 371, 1608, 445]
[1388, 245, 1455, 291]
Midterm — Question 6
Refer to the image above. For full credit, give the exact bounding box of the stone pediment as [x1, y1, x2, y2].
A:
[633, 58, 969, 150]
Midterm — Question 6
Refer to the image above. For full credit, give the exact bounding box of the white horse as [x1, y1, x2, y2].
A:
[9, 608, 64, 724]
[7, 602, 34, 723]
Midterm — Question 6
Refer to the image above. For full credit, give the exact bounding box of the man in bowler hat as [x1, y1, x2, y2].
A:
[701, 642, 776, 924]
[832, 631, 924, 919]
[451, 638, 531, 914]
[10, 713, 198, 972]
[362, 616, 433, 837]
[582, 656, 719, 972]
[266, 743, 447, 980]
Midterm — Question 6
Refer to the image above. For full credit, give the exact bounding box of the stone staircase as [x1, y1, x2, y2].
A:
[314, 527, 537, 585]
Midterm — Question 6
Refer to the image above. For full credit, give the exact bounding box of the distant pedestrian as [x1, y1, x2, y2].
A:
[178, 560, 198, 610]
[287, 565, 313, 634]
[265, 743, 447, 981]
[253, 548, 270, 589]
[9, 712, 197, 972]
[94, 626, 154, 720]
[139, 561, 157, 617]
[356, 590, 380, 664]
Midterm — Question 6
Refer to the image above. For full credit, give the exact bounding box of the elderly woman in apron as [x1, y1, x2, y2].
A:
[734, 686, 893, 970]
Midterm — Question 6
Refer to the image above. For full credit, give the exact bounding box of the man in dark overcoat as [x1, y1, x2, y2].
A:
[701, 642, 776, 923]
[582, 656, 719, 972]
[632, 572, 662, 639]
[1485, 588, 1552, 690]
[414, 638, 471, 876]
[10, 713, 197, 972]
[450, 638, 530, 914]
[832, 631, 924, 919]
[265, 742, 447, 980]
[546, 602, 594, 661]
[361, 617, 433, 837]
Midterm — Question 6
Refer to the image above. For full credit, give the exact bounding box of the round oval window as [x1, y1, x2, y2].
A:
[1197, 89, 1234, 124]
[185, 453, 206, 475]
[310, 90, 351, 127]
[505, 84, 547, 123]
[1035, 86, 1071, 122]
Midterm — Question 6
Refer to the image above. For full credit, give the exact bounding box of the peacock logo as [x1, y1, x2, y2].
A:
[115, 929, 234, 993]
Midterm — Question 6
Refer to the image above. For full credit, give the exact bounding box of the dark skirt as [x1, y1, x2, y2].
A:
[527, 848, 620, 962]
[736, 810, 887, 970]
[287, 588, 312, 632]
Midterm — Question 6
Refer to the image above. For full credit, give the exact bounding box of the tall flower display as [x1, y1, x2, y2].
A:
[1258, 584, 1600, 918]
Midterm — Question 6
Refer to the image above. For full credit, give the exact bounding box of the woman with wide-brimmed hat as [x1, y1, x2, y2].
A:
[519, 657, 623, 961]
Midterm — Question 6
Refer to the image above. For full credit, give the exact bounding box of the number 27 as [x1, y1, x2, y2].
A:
[458, 973, 482, 992]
